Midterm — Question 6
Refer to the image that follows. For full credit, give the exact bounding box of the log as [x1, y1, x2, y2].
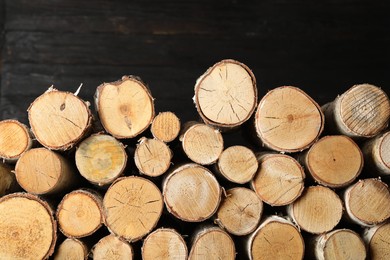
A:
[0, 119, 33, 163]
[163, 163, 221, 222]
[344, 178, 390, 227]
[254, 86, 324, 153]
[14, 147, 76, 195]
[142, 228, 188, 260]
[251, 153, 305, 206]
[215, 187, 263, 236]
[54, 238, 88, 260]
[28, 87, 92, 150]
[188, 226, 235, 260]
[75, 134, 127, 186]
[0, 193, 56, 259]
[103, 176, 163, 242]
[180, 122, 223, 165]
[322, 83, 390, 138]
[299, 135, 363, 188]
[216, 145, 258, 184]
[95, 75, 155, 139]
[362, 131, 390, 176]
[92, 234, 133, 260]
[287, 186, 343, 234]
[150, 111, 181, 143]
[57, 189, 104, 238]
[245, 215, 305, 260]
[0, 162, 18, 196]
[134, 137, 173, 177]
[194, 59, 257, 129]
[363, 221, 390, 260]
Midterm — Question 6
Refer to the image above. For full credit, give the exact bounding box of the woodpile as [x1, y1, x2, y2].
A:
[0, 61, 389, 259]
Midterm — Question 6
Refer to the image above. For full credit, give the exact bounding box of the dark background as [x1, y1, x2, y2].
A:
[0, 0, 389, 124]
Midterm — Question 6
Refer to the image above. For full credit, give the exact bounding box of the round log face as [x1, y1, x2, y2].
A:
[93, 234, 133, 260]
[151, 112, 181, 143]
[54, 238, 88, 260]
[0, 120, 31, 161]
[380, 132, 390, 169]
[368, 222, 390, 260]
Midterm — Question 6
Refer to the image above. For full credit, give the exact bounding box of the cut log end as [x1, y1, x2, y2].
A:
[364, 222, 390, 260]
[54, 238, 88, 260]
[363, 131, 390, 176]
[92, 234, 133, 260]
[0, 162, 17, 196]
[151, 112, 181, 142]
[0, 120, 32, 162]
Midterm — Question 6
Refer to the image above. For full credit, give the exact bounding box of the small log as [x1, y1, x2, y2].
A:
[362, 131, 390, 176]
[92, 234, 133, 260]
[216, 145, 258, 184]
[0, 162, 18, 196]
[15, 147, 76, 195]
[322, 83, 390, 138]
[255, 86, 324, 152]
[134, 137, 172, 177]
[0, 193, 56, 259]
[215, 187, 263, 236]
[103, 176, 163, 242]
[95, 75, 155, 139]
[54, 238, 88, 260]
[314, 229, 366, 260]
[245, 215, 305, 260]
[0, 119, 33, 163]
[163, 163, 221, 222]
[300, 135, 363, 188]
[194, 59, 257, 129]
[363, 221, 390, 260]
[189, 226, 235, 260]
[151, 111, 181, 143]
[57, 189, 104, 238]
[180, 122, 223, 165]
[287, 186, 343, 234]
[344, 178, 390, 227]
[251, 153, 305, 206]
[142, 228, 188, 260]
[28, 87, 92, 150]
[75, 134, 127, 186]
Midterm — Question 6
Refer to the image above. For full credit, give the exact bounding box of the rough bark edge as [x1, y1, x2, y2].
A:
[362, 131, 390, 176]
[150, 111, 181, 143]
[91, 234, 134, 260]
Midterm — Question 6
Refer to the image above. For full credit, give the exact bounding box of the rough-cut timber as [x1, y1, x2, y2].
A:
[0, 162, 17, 196]
[28, 87, 92, 150]
[215, 187, 263, 236]
[246, 216, 305, 260]
[363, 221, 390, 260]
[180, 122, 223, 165]
[75, 134, 127, 186]
[300, 135, 363, 188]
[344, 178, 390, 227]
[189, 226, 235, 260]
[142, 228, 188, 260]
[92, 234, 133, 260]
[15, 147, 76, 195]
[134, 137, 172, 177]
[150, 111, 181, 143]
[255, 86, 324, 152]
[216, 145, 258, 184]
[103, 176, 163, 242]
[194, 59, 257, 129]
[163, 163, 221, 222]
[95, 75, 154, 139]
[54, 238, 88, 260]
[362, 131, 390, 175]
[0, 120, 32, 163]
[287, 186, 343, 234]
[0, 193, 56, 259]
[57, 189, 103, 238]
[322, 84, 390, 138]
[251, 153, 305, 206]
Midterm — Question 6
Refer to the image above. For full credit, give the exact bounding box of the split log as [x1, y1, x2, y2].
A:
[0, 162, 18, 196]
[92, 234, 133, 260]
[142, 228, 188, 260]
[57, 189, 103, 238]
[322, 83, 390, 138]
[362, 131, 390, 176]
[344, 178, 390, 227]
[15, 147, 76, 195]
[95, 75, 155, 139]
[0, 193, 56, 259]
[75, 134, 127, 186]
[299, 135, 363, 188]
[215, 187, 263, 236]
[194, 59, 257, 129]
[0, 119, 33, 163]
[103, 176, 163, 242]
[245, 215, 305, 260]
[163, 163, 221, 222]
[254, 86, 324, 153]
[287, 186, 343, 234]
[54, 238, 88, 260]
[151, 111, 181, 143]
[363, 221, 390, 260]
[251, 153, 305, 206]
[28, 87, 92, 150]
